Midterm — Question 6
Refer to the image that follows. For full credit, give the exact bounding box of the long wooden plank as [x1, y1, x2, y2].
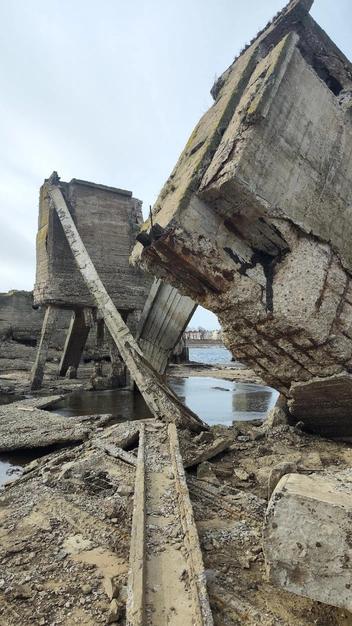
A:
[126, 423, 146, 625]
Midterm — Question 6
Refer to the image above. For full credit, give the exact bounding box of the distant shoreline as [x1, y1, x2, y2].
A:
[186, 340, 225, 347]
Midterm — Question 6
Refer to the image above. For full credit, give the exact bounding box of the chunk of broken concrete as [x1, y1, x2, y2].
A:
[105, 576, 120, 600]
[265, 407, 289, 429]
[197, 461, 220, 485]
[182, 437, 232, 469]
[263, 472, 352, 611]
[267, 462, 297, 499]
[107, 598, 121, 623]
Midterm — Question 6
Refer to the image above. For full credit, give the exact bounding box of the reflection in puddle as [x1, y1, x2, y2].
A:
[169, 377, 279, 426]
[51, 388, 153, 421]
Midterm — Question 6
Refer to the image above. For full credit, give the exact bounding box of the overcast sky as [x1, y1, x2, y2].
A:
[1, 0, 351, 329]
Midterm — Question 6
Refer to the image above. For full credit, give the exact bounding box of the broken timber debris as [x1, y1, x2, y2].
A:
[47, 182, 207, 433]
[131, 0, 352, 440]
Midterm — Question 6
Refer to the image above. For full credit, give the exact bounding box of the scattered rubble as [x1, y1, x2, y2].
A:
[1, 378, 352, 624]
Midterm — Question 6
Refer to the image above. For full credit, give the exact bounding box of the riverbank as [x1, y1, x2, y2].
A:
[0, 357, 263, 399]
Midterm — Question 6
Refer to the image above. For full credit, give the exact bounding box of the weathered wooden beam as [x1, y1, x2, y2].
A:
[126, 422, 146, 625]
[48, 183, 207, 433]
[127, 422, 213, 625]
[94, 440, 137, 466]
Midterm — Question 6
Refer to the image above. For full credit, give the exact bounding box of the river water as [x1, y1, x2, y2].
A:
[0, 347, 279, 486]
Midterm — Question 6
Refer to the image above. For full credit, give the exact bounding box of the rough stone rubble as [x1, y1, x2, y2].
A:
[2, 392, 352, 625]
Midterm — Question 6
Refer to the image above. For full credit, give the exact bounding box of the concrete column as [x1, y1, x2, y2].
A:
[106, 328, 126, 386]
[59, 308, 92, 376]
[94, 318, 105, 377]
[30, 306, 59, 391]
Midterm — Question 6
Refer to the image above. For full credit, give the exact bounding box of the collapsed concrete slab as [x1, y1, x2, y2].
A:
[131, 0, 352, 438]
[0, 396, 112, 451]
[263, 472, 352, 612]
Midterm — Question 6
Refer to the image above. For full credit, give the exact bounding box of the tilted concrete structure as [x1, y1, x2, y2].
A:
[132, 0, 352, 439]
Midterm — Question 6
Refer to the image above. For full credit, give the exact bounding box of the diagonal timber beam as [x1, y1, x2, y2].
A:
[47, 183, 207, 433]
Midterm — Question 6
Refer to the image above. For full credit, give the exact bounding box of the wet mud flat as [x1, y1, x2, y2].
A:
[2, 397, 352, 624]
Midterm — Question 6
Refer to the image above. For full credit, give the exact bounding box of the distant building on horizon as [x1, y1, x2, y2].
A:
[184, 328, 222, 342]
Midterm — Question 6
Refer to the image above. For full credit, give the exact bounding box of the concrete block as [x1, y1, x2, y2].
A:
[263, 472, 352, 611]
[34, 178, 152, 311]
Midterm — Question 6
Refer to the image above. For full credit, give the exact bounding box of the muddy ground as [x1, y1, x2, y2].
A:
[1, 359, 352, 625]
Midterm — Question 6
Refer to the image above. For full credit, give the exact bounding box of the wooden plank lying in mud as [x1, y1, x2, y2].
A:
[94, 440, 137, 467]
[48, 182, 207, 434]
[126, 421, 213, 625]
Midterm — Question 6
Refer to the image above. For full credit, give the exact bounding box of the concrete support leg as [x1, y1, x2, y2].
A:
[94, 318, 105, 377]
[59, 308, 92, 377]
[30, 306, 59, 391]
[106, 328, 126, 386]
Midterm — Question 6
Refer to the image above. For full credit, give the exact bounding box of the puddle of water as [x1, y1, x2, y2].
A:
[0, 376, 279, 487]
[169, 376, 279, 426]
[51, 387, 153, 420]
[0, 448, 54, 489]
[50, 378, 278, 426]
